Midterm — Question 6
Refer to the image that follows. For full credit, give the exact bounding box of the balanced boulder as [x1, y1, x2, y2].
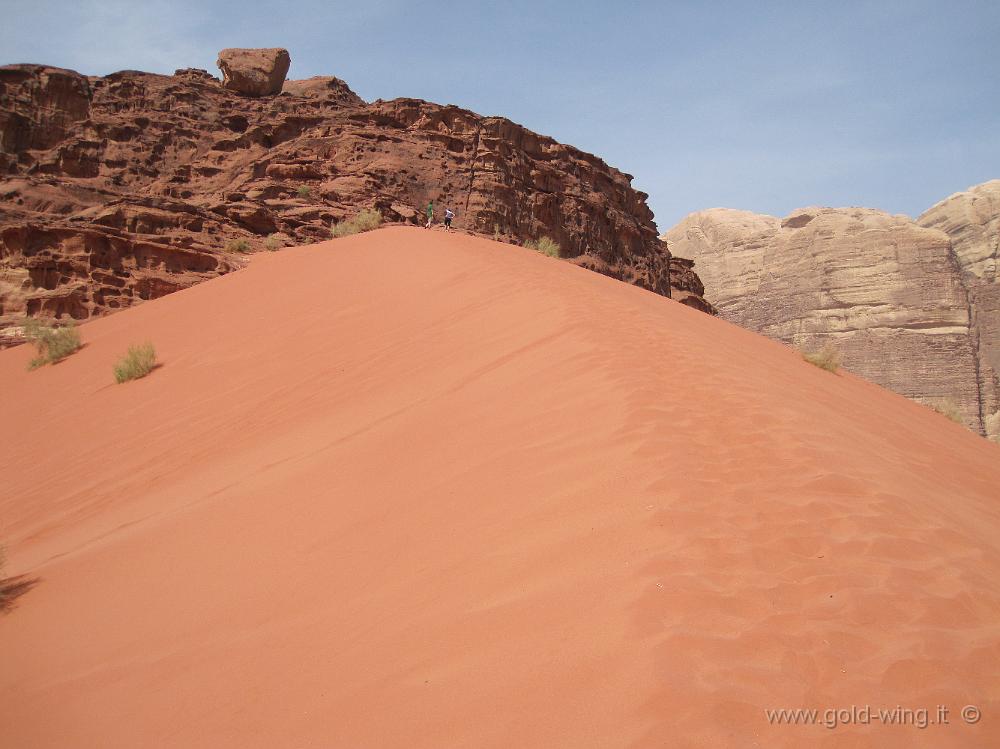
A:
[216, 48, 290, 97]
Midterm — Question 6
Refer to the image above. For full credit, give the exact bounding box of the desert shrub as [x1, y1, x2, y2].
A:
[24, 319, 81, 369]
[226, 238, 251, 253]
[297, 185, 312, 199]
[931, 398, 963, 424]
[986, 413, 1000, 441]
[524, 236, 561, 258]
[0, 543, 38, 614]
[331, 208, 383, 238]
[801, 343, 841, 373]
[0, 544, 7, 608]
[0, 544, 10, 608]
[113, 342, 157, 384]
[265, 234, 285, 251]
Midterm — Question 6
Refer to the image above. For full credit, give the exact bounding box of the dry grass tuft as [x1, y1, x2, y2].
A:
[113, 342, 157, 384]
[0, 545, 39, 614]
[801, 343, 841, 373]
[331, 209, 382, 238]
[931, 398, 964, 425]
[524, 236, 561, 258]
[25, 319, 81, 370]
[226, 238, 251, 253]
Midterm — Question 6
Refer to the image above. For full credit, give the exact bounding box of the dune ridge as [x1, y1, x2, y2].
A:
[1, 227, 998, 748]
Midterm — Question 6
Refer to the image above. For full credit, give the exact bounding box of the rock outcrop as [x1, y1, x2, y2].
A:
[216, 48, 291, 97]
[664, 205, 991, 435]
[918, 180, 1000, 437]
[0, 58, 711, 339]
[0, 65, 91, 155]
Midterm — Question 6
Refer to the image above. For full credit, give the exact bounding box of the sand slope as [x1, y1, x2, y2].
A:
[1, 226, 998, 748]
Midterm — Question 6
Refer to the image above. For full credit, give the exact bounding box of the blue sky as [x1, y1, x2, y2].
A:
[3, 0, 998, 230]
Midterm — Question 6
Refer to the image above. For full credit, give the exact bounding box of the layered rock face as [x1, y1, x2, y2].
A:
[664, 205, 989, 434]
[0, 58, 710, 342]
[918, 180, 1000, 437]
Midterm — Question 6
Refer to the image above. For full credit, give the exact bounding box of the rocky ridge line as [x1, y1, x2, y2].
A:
[0, 53, 712, 345]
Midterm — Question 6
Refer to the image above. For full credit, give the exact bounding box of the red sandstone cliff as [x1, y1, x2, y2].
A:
[0, 60, 710, 341]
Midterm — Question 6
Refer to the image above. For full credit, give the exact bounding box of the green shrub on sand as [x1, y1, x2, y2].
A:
[931, 398, 963, 425]
[24, 319, 81, 370]
[331, 209, 382, 238]
[801, 343, 840, 373]
[113, 343, 157, 384]
[524, 236, 561, 258]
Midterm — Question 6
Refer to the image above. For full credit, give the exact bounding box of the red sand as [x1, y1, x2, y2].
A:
[1, 226, 998, 748]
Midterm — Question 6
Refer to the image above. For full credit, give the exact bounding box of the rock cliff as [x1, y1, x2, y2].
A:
[664, 203, 995, 436]
[918, 180, 1000, 437]
[0, 56, 711, 342]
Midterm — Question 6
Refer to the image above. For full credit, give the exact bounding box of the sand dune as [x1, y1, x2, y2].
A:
[1, 226, 998, 748]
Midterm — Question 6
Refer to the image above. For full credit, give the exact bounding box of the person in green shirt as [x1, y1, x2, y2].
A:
[425, 201, 434, 229]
